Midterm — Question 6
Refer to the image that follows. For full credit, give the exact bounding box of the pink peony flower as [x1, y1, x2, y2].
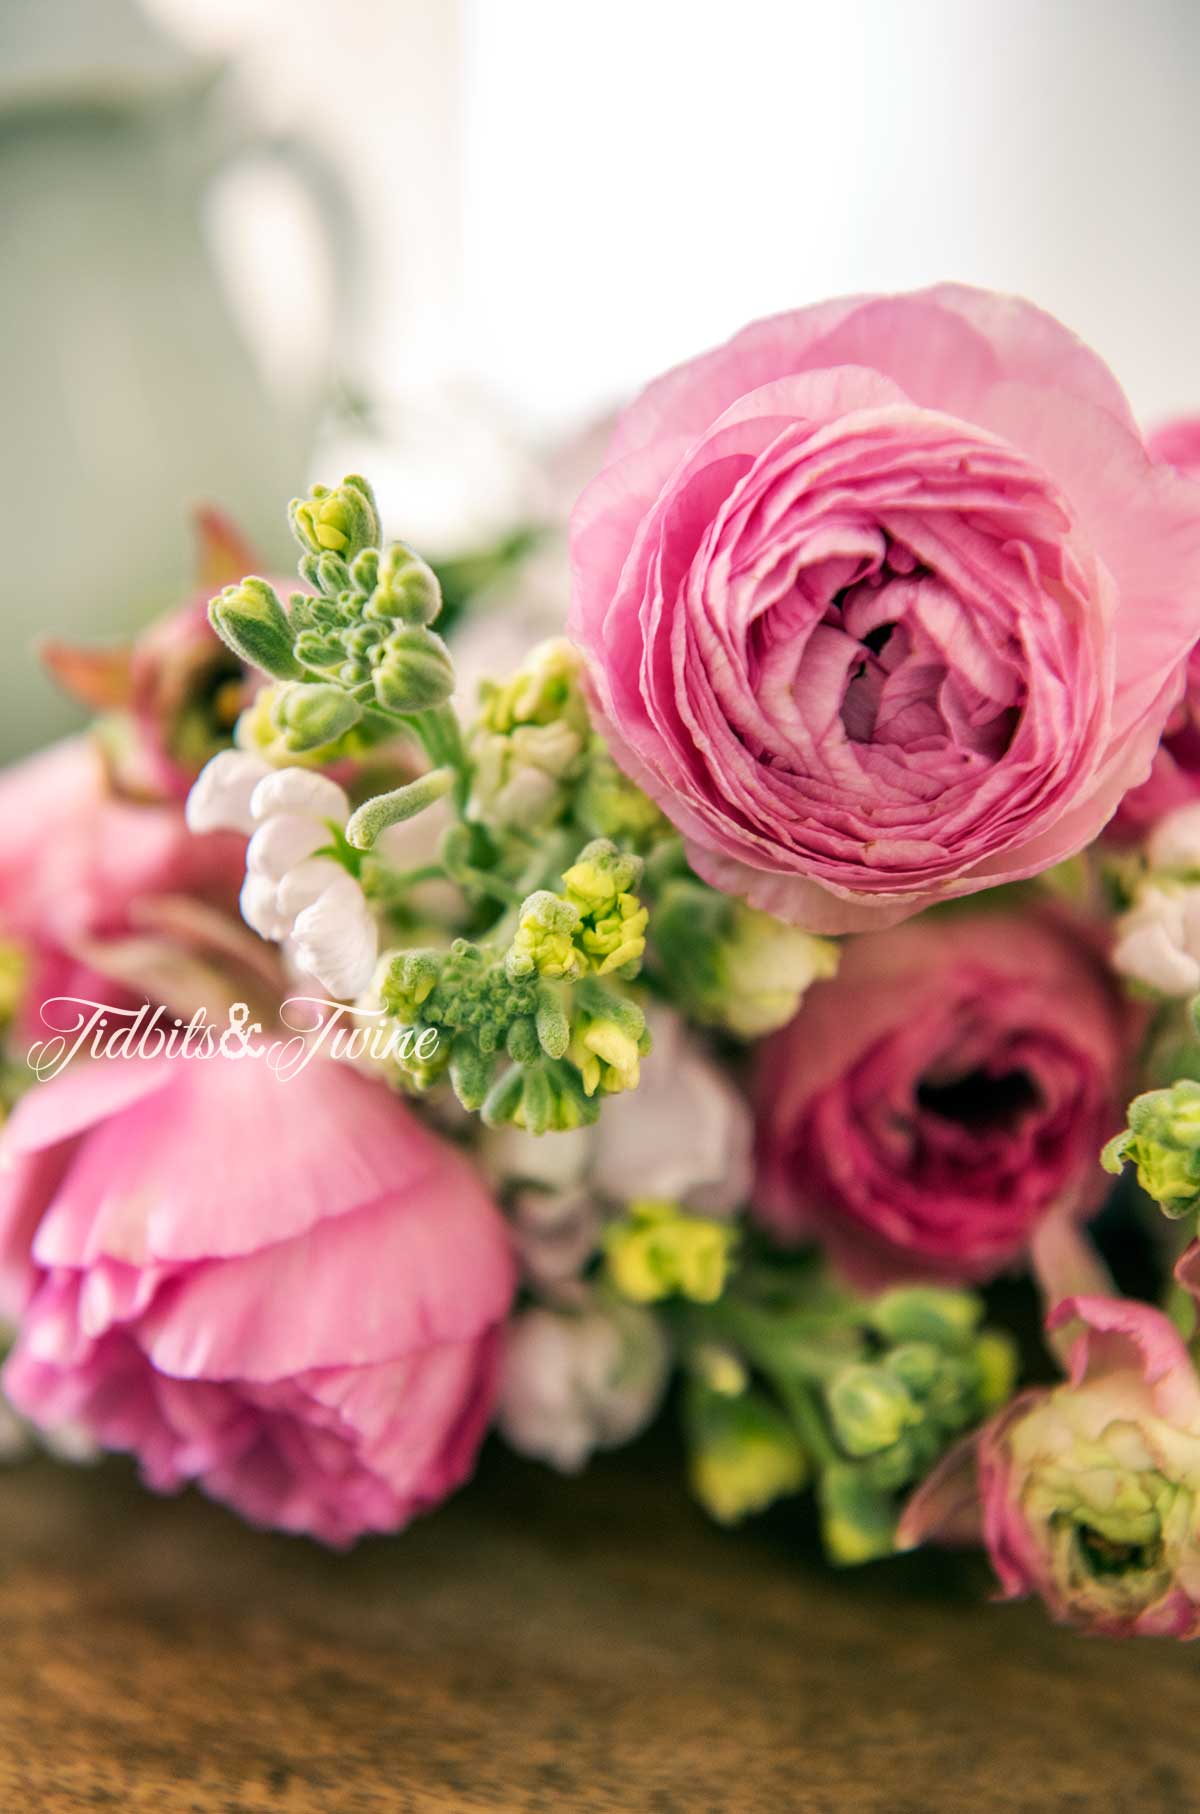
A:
[0, 1055, 515, 1544]
[1111, 418, 1200, 835]
[569, 287, 1200, 932]
[753, 910, 1132, 1283]
[0, 738, 246, 1037]
[901, 1297, 1200, 1639]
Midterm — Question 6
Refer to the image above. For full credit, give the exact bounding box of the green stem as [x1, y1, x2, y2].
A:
[1171, 1280, 1198, 1343]
[774, 1377, 839, 1471]
[703, 1296, 859, 1383]
[411, 704, 471, 809]
[673, 1299, 841, 1470]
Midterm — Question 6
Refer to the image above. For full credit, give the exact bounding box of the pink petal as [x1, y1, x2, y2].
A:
[139, 1183, 513, 1381]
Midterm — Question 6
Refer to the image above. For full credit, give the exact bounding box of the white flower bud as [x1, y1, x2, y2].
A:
[498, 1299, 670, 1472]
[249, 769, 350, 825]
[185, 750, 271, 835]
[509, 1188, 604, 1291]
[291, 872, 379, 1000]
[246, 813, 331, 881]
[1113, 883, 1200, 996]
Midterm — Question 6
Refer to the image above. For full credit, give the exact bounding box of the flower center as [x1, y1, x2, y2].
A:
[1074, 1521, 1164, 1580]
[917, 1066, 1040, 1137]
[829, 562, 1024, 763]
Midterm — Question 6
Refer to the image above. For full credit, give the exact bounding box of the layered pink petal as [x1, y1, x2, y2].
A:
[0, 1054, 514, 1544]
[753, 910, 1132, 1282]
[572, 287, 1200, 930]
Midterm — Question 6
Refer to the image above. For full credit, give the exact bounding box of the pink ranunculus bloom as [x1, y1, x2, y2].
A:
[900, 1297, 1200, 1639]
[752, 911, 1132, 1284]
[0, 738, 246, 1037]
[569, 287, 1200, 932]
[0, 1055, 515, 1544]
[1111, 418, 1200, 836]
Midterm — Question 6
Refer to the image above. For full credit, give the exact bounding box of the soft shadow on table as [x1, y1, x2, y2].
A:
[0, 1428, 1193, 1813]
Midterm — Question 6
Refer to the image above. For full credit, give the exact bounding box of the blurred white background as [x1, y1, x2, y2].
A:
[146, 0, 1200, 429]
[3, 0, 1199, 754]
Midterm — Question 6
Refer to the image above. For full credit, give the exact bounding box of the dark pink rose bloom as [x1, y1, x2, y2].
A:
[753, 911, 1131, 1284]
[0, 1056, 515, 1544]
[569, 287, 1200, 931]
[1111, 418, 1200, 835]
[901, 1297, 1200, 1639]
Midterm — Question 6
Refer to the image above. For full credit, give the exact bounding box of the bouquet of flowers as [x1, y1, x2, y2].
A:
[5, 285, 1200, 1640]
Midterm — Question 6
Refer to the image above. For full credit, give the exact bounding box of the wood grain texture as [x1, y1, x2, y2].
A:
[0, 1437, 1194, 1812]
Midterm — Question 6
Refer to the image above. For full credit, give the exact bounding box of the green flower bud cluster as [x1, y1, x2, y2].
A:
[379, 938, 651, 1132]
[605, 1199, 738, 1305]
[814, 1290, 1015, 1561]
[209, 577, 303, 682]
[1103, 1078, 1200, 1220]
[682, 1276, 1016, 1565]
[205, 475, 666, 1141]
[468, 639, 590, 830]
[652, 876, 839, 1039]
[234, 683, 371, 768]
[208, 477, 457, 732]
[466, 641, 668, 852]
[287, 504, 454, 719]
[289, 474, 380, 561]
[506, 842, 649, 986]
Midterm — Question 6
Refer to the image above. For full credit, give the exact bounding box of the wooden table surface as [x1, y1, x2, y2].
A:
[0, 1433, 1193, 1813]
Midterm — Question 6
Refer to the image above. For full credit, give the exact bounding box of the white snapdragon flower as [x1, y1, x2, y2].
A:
[187, 751, 377, 999]
[498, 1298, 670, 1473]
[185, 748, 271, 837]
[1111, 803, 1200, 998]
[1112, 882, 1200, 996]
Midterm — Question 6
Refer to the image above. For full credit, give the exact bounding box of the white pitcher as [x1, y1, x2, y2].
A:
[0, 0, 358, 756]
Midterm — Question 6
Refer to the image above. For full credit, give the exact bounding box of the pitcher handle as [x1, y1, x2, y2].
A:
[210, 126, 363, 413]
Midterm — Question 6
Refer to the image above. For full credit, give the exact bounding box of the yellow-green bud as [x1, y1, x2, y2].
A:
[469, 719, 585, 830]
[818, 1464, 897, 1565]
[372, 627, 455, 714]
[575, 739, 665, 844]
[1103, 1080, 1200, 1219]
[562, 841, 648, 977]
[568, 1014, 642, 1096]
[209, 578, 301, 681]
[368, 541, 442, 626]
[687, 1382, 807, 1525]
[380, 948, 442, 1022]
[289, 475, 380, 561]
[654, 880, 837, 1038]
[507, 892, 585, 983]
[974, 1329, 1019, 1413]
[478, 638, 589, 737]
[826, 1363, 921, 1458]
[867, 1286, 982, 1349]
[605, 1199, 737, 1304]
[271, 682, 363, 753]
